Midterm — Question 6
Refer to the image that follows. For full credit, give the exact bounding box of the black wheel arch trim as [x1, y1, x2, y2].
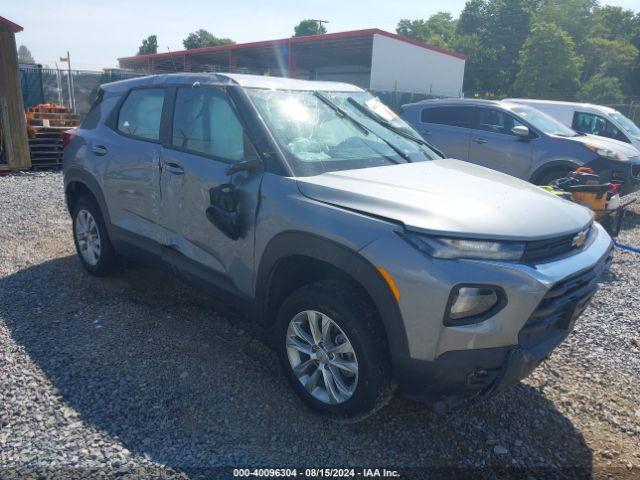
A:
[64, 168, 112, 229]
[255, 231, 411, 366]
[529, 160, 581, 183]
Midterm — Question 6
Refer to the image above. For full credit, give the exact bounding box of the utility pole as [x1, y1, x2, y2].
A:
[59, 51, 75, 112]
[309, 19, 329, 32]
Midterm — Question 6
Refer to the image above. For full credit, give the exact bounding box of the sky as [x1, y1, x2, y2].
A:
[5, 0, 640, 70]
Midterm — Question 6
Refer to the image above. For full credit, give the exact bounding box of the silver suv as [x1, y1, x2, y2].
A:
[63, 74, 613, 420]
[401, 99, 640, 195]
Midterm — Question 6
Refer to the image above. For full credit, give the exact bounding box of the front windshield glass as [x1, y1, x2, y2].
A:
[246, 88, 440, 176]
[609, 111, 640, 138]
[511, 106, 578, 137]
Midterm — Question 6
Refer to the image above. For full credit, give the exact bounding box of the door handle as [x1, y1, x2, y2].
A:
[473, 138, 488, 144]
[163, 162, 184, 175]
[92, 145, 108, 156]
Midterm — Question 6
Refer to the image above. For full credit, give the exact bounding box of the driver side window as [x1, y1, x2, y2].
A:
[172, 86, 255, 162]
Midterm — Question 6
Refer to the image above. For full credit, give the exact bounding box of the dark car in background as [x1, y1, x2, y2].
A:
[401, 99, 640, 194]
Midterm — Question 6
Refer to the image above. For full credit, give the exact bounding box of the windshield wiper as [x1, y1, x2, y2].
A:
[346, 97, 445, 158]
[313, 91, 410, 163]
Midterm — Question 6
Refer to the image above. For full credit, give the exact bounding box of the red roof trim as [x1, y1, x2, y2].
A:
[0, 15, 23, 33]
[118, 28, 467, 63]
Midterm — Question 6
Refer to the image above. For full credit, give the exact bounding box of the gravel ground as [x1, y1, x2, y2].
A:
[1, 172, 639, 479]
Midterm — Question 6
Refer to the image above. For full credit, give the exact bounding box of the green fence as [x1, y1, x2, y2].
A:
[19, 65, 142, 117]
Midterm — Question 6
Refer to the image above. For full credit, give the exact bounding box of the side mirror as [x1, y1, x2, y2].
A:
[511, 125, 531, 139]
[225, 157, 262, 176]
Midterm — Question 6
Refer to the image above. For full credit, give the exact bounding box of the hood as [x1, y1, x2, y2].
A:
[560, 133, 640, 157]
[296, 160, 593, 240]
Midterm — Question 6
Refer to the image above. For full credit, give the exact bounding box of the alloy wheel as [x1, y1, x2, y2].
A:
[75, 209, 101, 266]
[286, 310, 359, 404]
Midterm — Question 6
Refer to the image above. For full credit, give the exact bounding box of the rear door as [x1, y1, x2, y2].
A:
[102, 87, 166, 244]
[158, 84, 263, 294]
[468, 107, 533, 179]
[416, 106, 474, 160]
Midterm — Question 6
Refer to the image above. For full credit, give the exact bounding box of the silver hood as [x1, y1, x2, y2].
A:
[296, 159, 593, 241]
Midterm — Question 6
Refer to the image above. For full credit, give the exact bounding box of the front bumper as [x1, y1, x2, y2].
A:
[586, 156, 640, 195]
[360, 222, 614, 403]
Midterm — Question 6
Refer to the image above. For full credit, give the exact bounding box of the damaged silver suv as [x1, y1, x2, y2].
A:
[63, 73, 613, 420]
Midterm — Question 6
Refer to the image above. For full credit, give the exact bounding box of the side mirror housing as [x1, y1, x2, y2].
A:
[511, 125, 531, 139]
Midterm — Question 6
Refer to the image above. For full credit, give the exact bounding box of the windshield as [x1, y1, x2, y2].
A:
[511, 106, 578, 137]
[246, 88, 440, 176]
[609, 111, 640, 139]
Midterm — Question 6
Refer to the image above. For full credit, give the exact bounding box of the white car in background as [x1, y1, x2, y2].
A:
[505, 99, 640, 153]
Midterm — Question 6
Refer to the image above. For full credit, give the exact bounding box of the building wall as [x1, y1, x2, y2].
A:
[369, 34, 465, 97]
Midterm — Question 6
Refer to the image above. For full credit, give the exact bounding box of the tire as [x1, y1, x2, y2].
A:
[275, 279, 395, 421]
[71, 194, 117, 276]
[534, 167, 573, 186]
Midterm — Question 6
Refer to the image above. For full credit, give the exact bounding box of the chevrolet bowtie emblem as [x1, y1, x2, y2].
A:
[572, 230, 588, 248]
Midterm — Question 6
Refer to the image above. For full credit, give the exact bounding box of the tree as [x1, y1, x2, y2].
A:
[477, 0, 537, 94]
[514, 22, 583, 99]
[293, 20, 327, 37]
[582, 37, 638, 83]
[17, 45, 35, 64]
[591, 5, 637, 40]
[396, 12, 457, 48]
[578, 73, 625, 104]
[182, 29, 234, 49]
[137, 35, 158, 55]
[536, 0, 597, 51]
[457, 0, 486, 36]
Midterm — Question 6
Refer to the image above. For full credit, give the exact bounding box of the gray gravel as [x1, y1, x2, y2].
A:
[1, 172, 639, 478]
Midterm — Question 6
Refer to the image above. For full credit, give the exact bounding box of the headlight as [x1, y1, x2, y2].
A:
[584, 143, 628, 161]
[400, 232, 525, 261]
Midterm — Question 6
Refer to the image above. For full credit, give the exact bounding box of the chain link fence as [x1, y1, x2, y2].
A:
[19, 65, 142, 118]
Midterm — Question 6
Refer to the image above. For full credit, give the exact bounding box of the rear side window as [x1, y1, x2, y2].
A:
[572, 112, 629, 143]
[421, 106, 474, 128]
[171, 86, 252, 162]
[117, 88, 165, 141]
[476, 108, 524, 136]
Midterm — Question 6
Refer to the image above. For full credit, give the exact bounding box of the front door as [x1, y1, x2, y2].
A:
[158, 85, 263, 295]
[468, 107, 533, 179]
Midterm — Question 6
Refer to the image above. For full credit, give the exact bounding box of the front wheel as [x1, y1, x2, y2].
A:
[72, 195, 117, 276]
[275, 280, 395, 421]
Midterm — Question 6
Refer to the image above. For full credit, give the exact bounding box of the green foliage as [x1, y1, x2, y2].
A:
[398, 0, 639, 100]
[397, 12, 457, 47]
[182, 29, 235, 50]
[514, 22, 583, 99]
[137, 35, 158, 55]
[578, 73, 625, 103]
[17, 45, 35, 64]
[536, 0, 596, 50]
[293, 20, 327, 37]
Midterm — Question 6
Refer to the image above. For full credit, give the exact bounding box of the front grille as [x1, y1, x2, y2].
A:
[522, 226, 592, 264]
[519, 249, 613, 348]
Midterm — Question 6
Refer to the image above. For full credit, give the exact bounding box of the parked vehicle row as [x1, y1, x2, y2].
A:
[64, 74, 613, 420]
[400, 99, 640, 195]
[505, 99, 640, 151]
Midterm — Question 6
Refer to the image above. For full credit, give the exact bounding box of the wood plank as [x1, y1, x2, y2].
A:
[0, 31, 30, 169]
